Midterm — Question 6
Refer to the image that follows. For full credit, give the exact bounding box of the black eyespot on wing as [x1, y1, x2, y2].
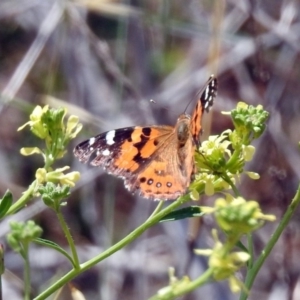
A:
[140, 177, 146, 183]
[147, 179, 154, 185]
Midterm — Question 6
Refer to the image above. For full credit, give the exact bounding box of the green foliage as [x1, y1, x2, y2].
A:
[230, 102, 269, 144]
[18, 105, 82, 169]
[213, 197, 275, 235]
[7, 221, 42, 258]
[2, 106, 83, 299]
[0, 190, 13, 219]
[191, 102, 268, 198]
[38, 182, 70, 211]
[159, 206, 204, 222]
[34, 238, 75, 267]
[195, 229, 250, 291]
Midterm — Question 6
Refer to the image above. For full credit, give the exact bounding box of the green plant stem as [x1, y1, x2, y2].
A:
[239, 185, 300, 300]
[247, 233, 254, 269]
[225, 147, 241, 169]
[148, 268, 214, 300]
[44, 158, 53, 171]
[147, 200, 165, 220]
[6, 181, 37, 215]
[221, 173, 240, 197]
[23, 244, 30, 300]
[56, 210, 80, 269]
[34, 195, 190, 300]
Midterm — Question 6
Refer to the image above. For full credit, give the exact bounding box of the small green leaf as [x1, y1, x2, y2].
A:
[0, 190, 13, 219]
[159, 206, 204, 222]
[0, 244, 4, 275]
[33, 238, 75, 267]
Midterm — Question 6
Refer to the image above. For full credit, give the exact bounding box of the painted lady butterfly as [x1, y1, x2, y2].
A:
[74, 75, 217, 200]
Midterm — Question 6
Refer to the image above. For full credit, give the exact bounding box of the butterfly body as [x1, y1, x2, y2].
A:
[74, 75, 217, 200]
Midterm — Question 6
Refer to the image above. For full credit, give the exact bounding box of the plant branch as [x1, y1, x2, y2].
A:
[240, 185, 300, 300]
[6, 181, 37, 216]
[221, 173, 240, 197]
[34, 195, 190, 300]
[56, 210, 80, 269]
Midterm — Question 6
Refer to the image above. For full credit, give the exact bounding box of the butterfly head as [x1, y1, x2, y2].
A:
[176, 114, 191, 146]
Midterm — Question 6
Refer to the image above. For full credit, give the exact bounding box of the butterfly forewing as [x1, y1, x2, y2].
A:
[74, 125, 174, 178]
[190, 75, 218, 144]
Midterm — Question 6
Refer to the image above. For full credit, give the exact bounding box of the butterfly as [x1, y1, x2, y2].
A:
[74, 75, 217, 200]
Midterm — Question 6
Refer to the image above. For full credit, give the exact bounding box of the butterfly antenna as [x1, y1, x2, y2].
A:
[184, 74, 217, 113]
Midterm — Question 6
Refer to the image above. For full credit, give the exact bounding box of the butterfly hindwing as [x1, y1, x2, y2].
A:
[126, 157, 187, 200]
[127, 131, 195, 200]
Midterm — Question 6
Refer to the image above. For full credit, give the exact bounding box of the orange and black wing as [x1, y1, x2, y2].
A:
[190, 75, 218, 145]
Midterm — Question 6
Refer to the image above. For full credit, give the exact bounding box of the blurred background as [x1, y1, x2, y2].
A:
[0, 0, 300, 299]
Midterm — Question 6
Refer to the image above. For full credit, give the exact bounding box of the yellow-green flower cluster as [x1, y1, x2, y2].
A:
[36, 167, 80, 187]
[35, 167, 80, 209]
[195, 230, 249, 293]
[155, 267, 191, 299]
[18, 105, 82, 167]
[17, 105, 82, 210]
[190, 103, 268, 198]
[226, 102, 269, 145]
[191, 131, 258, 197]
[18, 106, 49, 139]
[195, 196, 275, 292]
[200, 196, 276, 234]
[37, 181, 72, 211]
[214, 196, 275, 234]
[197, 132, 232, 171]
[7, 220, 42, 257]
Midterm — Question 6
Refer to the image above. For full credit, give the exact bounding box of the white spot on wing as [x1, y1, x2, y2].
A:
[106, 130, 116, 145]
[204, 88, 209, 100]
[102, 149, 110, 156]
[89, 137, 96, 145]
